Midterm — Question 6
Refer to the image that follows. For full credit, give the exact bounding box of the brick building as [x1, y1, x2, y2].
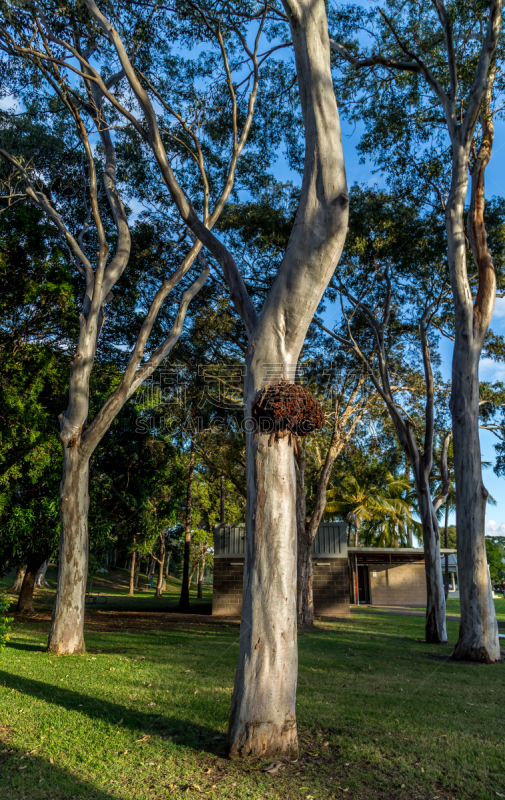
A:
[212, 523, 456, 616]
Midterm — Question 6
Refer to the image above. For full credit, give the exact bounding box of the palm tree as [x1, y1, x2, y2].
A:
[325, 473, 419, 547]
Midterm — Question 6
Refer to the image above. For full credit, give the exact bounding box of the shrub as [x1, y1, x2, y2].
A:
[0, 592, 13, 652]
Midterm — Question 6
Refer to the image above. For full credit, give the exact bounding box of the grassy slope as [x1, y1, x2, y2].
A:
[0, 610, 504, 800]
[0, 567, 214, 615]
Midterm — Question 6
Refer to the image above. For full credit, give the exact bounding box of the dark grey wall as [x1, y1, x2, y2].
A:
[214, 522, 347, 558]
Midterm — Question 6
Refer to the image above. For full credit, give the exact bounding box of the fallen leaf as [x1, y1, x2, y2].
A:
[264, 761, 284, 774]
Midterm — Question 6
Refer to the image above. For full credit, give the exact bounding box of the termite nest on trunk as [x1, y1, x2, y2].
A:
[252, 381, 324, 450]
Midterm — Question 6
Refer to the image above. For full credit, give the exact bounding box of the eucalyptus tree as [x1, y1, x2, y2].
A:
[329, 0, 503, 661]
[33, 0, 351, 756]
[322, 187, 453, 642]
[0, 2, 280, 653]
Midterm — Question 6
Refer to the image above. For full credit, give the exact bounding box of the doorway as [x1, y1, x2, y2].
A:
[357, 565, 370, 604]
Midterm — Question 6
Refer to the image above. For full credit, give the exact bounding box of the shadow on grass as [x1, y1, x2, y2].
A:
[1, 742, 116, 800]
[0, 670, 225, 756]
[6, 642, 45, 653]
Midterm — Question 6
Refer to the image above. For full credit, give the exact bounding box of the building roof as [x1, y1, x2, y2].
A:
[348, 547, 457, 554]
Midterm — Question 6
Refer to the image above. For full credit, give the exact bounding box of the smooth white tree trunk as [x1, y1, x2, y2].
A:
[48, 449, 90, 654]
[413, 469, 447, 643]
[447, 152, 500, 663]
[451, 340, 500, 661]
[228, 423, 298, 757]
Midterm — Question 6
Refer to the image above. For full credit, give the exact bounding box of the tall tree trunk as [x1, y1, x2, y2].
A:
[165, 552, 171, 579]
[226, 0, 349, 757]
[444, 502, 450, 600]
[413, 468, 447, 643]
[405, 460, 412, 546]
[448, 146, 500, 663]
[34, 561, 49, 588]
[48, 450, 90, 654]
[179, 441, 195, 612]
[198, 544, 207, 599]
[295, 445, 314, 628]
[155, 539, 166, 598]
[451, 343, 498, 660]
[129, 541, 136, 596]
[187, 563, 197, 589]
[7, 565, 26, 594]
[134, 553, 141, 590]
[228, 423, 299, 758]
[16, 559, 41, 615]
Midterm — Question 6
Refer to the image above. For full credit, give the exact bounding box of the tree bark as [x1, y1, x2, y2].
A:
[129, 543, 136, 596]
[48, 448, 90, 654]
[412, 465, 447, 643]
[227, 0, 348, 757]
[295, 446, 314, 628]
[155, 538, 166, 598]
[34, 561, 50, 588]
[7, 565, 26, 594]
[134, 553, 141, 590]
[228, 425, 299, 758]
[179, 442, 195, 612]
[448, 145, 500, 662]
[16, 559, 41, 615]
[188, 563, 197, 590]
[444, 502, 450, 600]
[198, 545, 207, 599]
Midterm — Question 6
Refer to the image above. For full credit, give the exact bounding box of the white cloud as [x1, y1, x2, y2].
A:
[479, 358, 505, 382]
[492, 296, 505, 322]
[485, 519, 505, 536]
[0, 94, 20, 111]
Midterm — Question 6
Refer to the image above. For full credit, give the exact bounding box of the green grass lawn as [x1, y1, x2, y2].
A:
[0, 609, 503, 800]
[445, 597, 505, 622]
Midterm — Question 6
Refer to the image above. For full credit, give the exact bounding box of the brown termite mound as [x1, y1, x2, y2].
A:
[252, 381, 324, 449]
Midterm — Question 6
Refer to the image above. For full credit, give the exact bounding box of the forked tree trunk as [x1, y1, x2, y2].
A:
[48, 450, 90, 654]
[227, 0, 348, 757]
[16, 560, 41, 615]
[7, 565, 26, 594]
[129, 547, 136, 596]
[179, 442, 195, 612]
